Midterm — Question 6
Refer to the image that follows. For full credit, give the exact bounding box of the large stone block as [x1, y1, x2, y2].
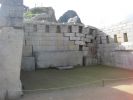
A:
[21, 57, 35, 71]
[85, 35, 93, 39]
[57, 46, 69, 51]
[24, 24, 35, 33]
[39, 40, 56, 46]
[0, 27, 23, 99]
[60, 25, 68, 33]
[22, 46, 33, 57]
[68, 45, 79, 50]
[64, 33, 75, 37]
[26, 40, 40, 46]
[42, 33, 57, 37]
[37, 24, 45, 32]
[76, 33, 85, 37]
[72, 25, 79, 33]
[1, 6, 23, 17]
[36, 51, 83, 68]
[0, 0, 23, 27]
[69, 36, 80, 41]
[81, 38, 91, 42]
[85, 57, 98, 65]
[33, 45, 58, 52]
[75, 41, 85, 45]
[49, 25, 57, 33]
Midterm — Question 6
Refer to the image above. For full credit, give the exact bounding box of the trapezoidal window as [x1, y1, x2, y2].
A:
[68, 26, 72, 33]
[100, 36, 102, 44]
[89, 29, 94, 35]
[106, 35, 109, 43]
[79, 26, 83, 33]
[123, 33, 128, 42]
[56, 25, 61, 33]
[45, 25, 49, 33]
[114, 34, 118, 43]
[79, 45, 83, 51]
[90, 39, 93, 43]
[85, 42, 88, 47]
[33, 24, 37, 32]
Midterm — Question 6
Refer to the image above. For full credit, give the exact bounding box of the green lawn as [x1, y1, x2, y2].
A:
[21, 65, 133, 90]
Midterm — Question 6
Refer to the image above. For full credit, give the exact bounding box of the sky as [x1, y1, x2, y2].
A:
[24, 0, 133, 28]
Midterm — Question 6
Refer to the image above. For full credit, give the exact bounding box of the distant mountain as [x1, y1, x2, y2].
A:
[58, 10, 82, 23]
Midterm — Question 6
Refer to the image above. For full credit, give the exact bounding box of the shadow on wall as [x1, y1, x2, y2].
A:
[97, 27, 133, 70]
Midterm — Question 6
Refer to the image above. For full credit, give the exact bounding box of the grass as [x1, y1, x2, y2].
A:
[21, 65, 133, 90]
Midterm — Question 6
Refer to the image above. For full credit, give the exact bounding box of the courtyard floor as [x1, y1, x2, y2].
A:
[20, 65, 133, 100]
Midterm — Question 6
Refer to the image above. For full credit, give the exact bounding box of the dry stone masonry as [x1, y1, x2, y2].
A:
[0, 0, 23, 27]
[0, 0, 24, 99]
[97, 21, 133, 69]
[1, 0, 133, 100]
[22, 22, 98, 70]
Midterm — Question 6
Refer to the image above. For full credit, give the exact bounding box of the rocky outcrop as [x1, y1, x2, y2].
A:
[30, 7, 57, 22]
[67, 16, 80, 23]
[58, 10, 82, 23]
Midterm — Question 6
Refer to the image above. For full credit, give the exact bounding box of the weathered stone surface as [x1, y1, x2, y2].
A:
[23, 22, 99, 71]
[31, 7, 57, 22]
[22, 57, 35, 71]
[0, 0, 24, 99]
[0, 27, 23, 99]
[36, 51, 83, 68]
[72, 25, 79, 33]
[97, 21, 133, 70]
[69, 36, 80, 41]
[76, 33, 84, 37]
[68, 16, 80, 23]
[0, 0, 23, 27]
[60, 25, 68, 33]
[75, 41, 85, 45]
[22, 46, 33, 57]
[64, 33, 75, 37]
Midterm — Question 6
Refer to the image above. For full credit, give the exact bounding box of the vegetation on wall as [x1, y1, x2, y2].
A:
[24, 7, 45, 19]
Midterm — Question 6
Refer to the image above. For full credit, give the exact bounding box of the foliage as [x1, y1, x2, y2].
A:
[24, 11, 35, 19]
[24, 7, 45, 19]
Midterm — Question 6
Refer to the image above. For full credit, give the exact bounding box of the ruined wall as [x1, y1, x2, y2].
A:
[97, 21, 133, 69]
[0, 0, 23, 99]
[0, 0, 23, 27]
[22, 22, 98, 70]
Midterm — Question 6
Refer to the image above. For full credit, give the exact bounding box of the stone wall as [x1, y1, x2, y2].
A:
[36, 51, 83, 68]
[0, 0, 23, 27]
[97, 21, 133, 69]
[0, 27, 23, 100]
[22, 22, 98, 70]
[0, 0, 24, 99]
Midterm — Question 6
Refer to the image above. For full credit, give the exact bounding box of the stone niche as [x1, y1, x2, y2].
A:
[0, 27, 24, 100]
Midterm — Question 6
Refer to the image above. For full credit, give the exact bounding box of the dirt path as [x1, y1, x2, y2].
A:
[20, 81, 133, 100]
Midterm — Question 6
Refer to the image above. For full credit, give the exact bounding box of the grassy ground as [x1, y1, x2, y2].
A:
[21, 65, 133, 90]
